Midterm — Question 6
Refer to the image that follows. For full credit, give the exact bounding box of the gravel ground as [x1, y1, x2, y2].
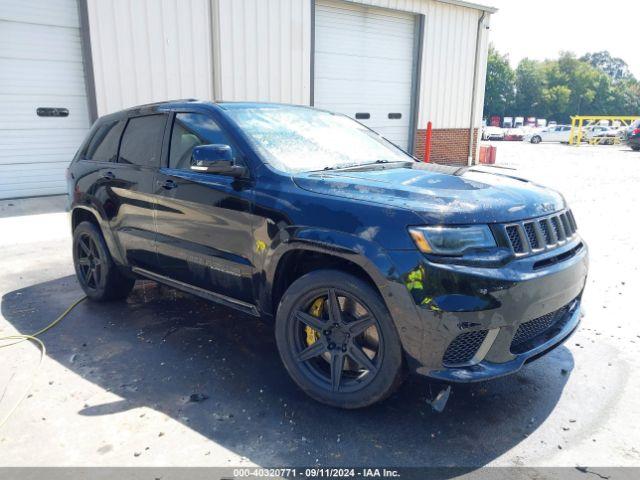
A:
[0, 142, 638, 471]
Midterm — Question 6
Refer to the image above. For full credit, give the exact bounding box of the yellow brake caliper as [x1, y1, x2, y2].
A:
[305, 297, 324, 345]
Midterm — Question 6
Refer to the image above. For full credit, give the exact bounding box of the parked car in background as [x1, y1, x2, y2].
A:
[524, 125, 572, 144]
[582, 125, 618, 144]
[627, 120, 640, 151]
[504, 127, 525, 141]
[482, 126, 505, 141]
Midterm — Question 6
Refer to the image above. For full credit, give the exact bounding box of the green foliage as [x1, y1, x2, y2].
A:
[514, 59, 545, 116]
[483, 47, 640, 123]
[581, 51, 634, 82]
[483, 46, 515, 118]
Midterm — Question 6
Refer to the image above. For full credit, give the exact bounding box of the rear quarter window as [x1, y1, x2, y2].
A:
[82, 120, 125, 162]
[118, 114, 167, 167]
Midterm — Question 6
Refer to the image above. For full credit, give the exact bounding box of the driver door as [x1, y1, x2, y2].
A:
[153, 111, 256, 305]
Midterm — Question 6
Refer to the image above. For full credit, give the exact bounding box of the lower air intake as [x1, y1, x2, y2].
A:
[443, 330, 488, 366]
[510, 303, 573, 353]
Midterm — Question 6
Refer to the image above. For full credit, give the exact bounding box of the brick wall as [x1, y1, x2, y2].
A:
[413, 128, 479, 166]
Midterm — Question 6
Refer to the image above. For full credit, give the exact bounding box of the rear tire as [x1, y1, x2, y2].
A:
[631, 145, 640, 151]
[275, 270, 404, 408]
[72, 221, 135, 301]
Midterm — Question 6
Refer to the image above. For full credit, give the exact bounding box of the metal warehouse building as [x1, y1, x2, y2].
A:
[0, 0, 495, 199]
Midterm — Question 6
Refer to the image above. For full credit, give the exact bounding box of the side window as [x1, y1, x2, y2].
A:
[169, 112, 237, 170]
[118, 114, 167, 167]
[83, 120, 125, 162]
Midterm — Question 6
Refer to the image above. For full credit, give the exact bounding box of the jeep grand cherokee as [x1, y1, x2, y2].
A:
[67, 100, 588, 408]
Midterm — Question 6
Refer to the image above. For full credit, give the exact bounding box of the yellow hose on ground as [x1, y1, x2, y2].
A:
[0, 296, 87, 429]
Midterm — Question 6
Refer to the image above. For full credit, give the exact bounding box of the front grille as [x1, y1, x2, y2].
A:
[506, 226, 523, 253]
[523, 222, 539, 248]
[540, 220, 551, 244]
[443, 330, 488, 366]
[510, 303, 573, 353]
[503, 210, 578, 256]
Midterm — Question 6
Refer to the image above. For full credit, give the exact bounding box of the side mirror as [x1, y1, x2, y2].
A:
[190, 144, 246, 177]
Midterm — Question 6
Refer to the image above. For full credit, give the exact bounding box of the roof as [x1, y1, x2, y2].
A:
[437, 0, 498, 13]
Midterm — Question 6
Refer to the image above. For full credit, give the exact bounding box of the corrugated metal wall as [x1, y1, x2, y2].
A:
[343, 0, 488, 129]
[86, 0, 489, 128]
[211, 0, 489, 129]
[86, 0, 213, 116]
[211, 0, 312, 104]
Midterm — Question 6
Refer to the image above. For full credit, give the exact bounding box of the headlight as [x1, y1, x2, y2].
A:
[408, 225, 496, 255]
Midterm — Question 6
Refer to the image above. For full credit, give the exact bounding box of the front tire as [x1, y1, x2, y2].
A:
[72, 221, 135, 301]
[531, 135, 541, 144]
[275, 270, 404, 408]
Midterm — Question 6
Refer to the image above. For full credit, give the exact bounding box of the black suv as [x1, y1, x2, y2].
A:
[68, 100, 588, 408]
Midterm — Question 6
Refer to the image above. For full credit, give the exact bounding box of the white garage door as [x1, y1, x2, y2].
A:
[0, 0, 91, 199]
[314, 0, 417, 151]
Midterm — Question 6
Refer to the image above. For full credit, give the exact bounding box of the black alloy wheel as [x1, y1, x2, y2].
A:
[76, 232, 103, 291]
[275, 270, 403, 408]
[291, 287, 382, 393]
[72, 221, 135, 301]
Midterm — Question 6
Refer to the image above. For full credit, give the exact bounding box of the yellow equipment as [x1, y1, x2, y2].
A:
[569, 115, 640, 145]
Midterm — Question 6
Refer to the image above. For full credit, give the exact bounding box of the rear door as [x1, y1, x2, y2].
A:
[538, 128, 551, 141]
[108, 113, 168, 270]
[559, 125, 572, 142]
[153, 111, 256, 305]
[71, 118, 125, 226]
[547, 126, 563, 142]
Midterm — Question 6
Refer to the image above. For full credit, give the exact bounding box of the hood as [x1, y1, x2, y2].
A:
[292, 163, 566, 224]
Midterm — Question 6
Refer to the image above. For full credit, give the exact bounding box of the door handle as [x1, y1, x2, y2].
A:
[158, 179, 178, 190]
[102, 171, 115, 180]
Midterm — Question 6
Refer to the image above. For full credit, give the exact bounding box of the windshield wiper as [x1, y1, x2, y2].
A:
[314, 159, 411, 172]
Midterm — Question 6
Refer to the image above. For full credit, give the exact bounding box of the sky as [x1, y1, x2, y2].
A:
[486, 0, 640, 78]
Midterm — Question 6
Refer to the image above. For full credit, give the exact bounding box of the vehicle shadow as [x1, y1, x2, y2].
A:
[1, 275, 575, 468]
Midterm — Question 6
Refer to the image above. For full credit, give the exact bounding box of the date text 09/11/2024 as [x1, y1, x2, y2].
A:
[232, 468, 401, 478]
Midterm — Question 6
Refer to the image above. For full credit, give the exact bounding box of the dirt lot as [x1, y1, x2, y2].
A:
[0, 142, 639, 471]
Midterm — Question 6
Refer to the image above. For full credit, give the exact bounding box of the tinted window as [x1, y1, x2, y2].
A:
[169, 113, 236, 169]
[83, 120, 125, 162]
[118, 115, 167, 167]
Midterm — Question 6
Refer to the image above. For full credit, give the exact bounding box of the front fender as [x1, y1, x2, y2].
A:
[254, 225, 425, 365]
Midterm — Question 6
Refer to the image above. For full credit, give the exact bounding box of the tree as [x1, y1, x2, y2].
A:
[554, 52, 599, 116]
[541, 85, 571, 120]
[581, 51, 635, 83]
[514, 59, 545, 117]
[483, 45, 515, 119]
[482, 47, 640, 123]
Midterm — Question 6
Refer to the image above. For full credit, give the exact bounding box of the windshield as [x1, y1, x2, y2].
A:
[224, 105, 414, 173]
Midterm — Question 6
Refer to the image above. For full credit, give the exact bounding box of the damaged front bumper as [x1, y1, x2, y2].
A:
[384, 237, 589, 383]
[427, 298, 581, 382]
